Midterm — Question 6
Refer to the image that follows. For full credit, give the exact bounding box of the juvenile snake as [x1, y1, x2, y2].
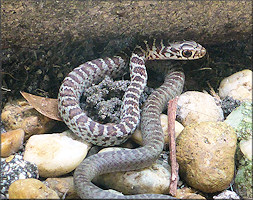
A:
[58, 39, 206, 198]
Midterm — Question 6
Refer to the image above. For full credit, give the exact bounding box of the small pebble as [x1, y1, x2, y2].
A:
[176, 187, 206, 199]
[239, 138, 252, 160]
[177, 91, 224, 126]
[45, 176, 79, 199]
[213, 190, 240, 199]
[0, 154, 39, 196]
[93, 147, 172, 195]
[219, 69, 252, 101]
[8, 178, 60, 199]
[24, 131, 91, 177]
[176, 121, 237, 193]
[1, 99, 55, 140]
[1, 129, 25, 157]
[131, 114, 184, 146]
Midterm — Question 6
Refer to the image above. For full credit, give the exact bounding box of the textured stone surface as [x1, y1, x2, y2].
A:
[219, 69, 252, 101]
[176, 121, 237, 193]
[1, 129, 25, 157]
[45, 176, 79, 199]
[177, 91, 224, 126]
[24, 132, 91, 177]
[1, 99, 55, 140]
[8, 178, 60, 199]
[0, 155, 39, 196]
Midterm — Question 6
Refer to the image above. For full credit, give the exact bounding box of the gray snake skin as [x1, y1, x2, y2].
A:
[58, 39, 206, 198]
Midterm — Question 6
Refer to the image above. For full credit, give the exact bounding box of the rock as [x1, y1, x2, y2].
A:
[131, 114, 184, 146]
[219, 69, 252, 101]
[1, 129, 25, 157]
[239, 138, 252, 160]
[213, 190, 240, 199]
[176, 121, 237, 193]
[93, 147, 172, 195]
[176, 187, 206, 199]
[225, 101, 252, 141]
[23, 131, 91, 177]
[177, 91, 224, 126]
[0, 154, 39, 196]
[44, 176, 79, 199]
[234, 158, 252, 199]
[8, 178, 60, 199]
[1, 99, 56, 140]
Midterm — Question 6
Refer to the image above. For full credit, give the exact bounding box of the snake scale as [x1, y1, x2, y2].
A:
[58, 39, 206, 198]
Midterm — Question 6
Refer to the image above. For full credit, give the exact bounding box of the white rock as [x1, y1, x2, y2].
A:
[213, 190, 240, 199]
[93, 147, 172, 195]
[240, 138, 252, 160]
[177, 91, 224, 126]
[131, 114, 184, 146]
[24, 131, 91, 177]
[219, 69, 252, 101]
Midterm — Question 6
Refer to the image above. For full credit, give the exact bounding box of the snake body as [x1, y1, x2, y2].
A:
[58, 39, 206, 198]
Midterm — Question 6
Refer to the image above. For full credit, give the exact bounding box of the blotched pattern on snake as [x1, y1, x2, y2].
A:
[58, 39, 206, 198]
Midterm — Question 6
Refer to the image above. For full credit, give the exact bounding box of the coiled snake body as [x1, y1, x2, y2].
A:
[58, 39, 206, 198]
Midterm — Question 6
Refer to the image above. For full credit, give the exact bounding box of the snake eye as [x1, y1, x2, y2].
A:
[182, 50, 192, 58]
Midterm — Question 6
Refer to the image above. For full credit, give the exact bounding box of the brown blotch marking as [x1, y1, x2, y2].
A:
[132, 75, 145, 83]
[132, 66, 146, 76]
[111, 57, 121, 66]
[123, 118, 135, 130]
[131, 82, 142, 89]
[131, 56, 144, 66]
[68, 73, 82, 85]
[76, 115, 88, 125]
[69, 108, 82, 119]
[91, 59, 103, 71]
[73, 68, 86, 80]
[80, 65, 91, 76]
[62, 79, 77, 89]
[107, 125, 117, 136]
[102, 137, 110, 142]
[116, 124, 127, 134]
[98, 124, 104, 136]
[62, 88, 76, 97]
[61, 98, 78, 107]
[89, 121, 96, 133]
[124, 99, 138, 107]
[125, 93, 138, 100]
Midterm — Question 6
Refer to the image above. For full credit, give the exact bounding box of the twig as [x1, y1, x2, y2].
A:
[168, 97, 179, 196]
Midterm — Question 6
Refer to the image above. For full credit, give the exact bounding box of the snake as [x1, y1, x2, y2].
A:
[58, 39, 206, 198]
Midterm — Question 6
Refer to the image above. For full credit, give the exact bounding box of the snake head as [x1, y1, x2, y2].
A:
[164, 41, 206, 60]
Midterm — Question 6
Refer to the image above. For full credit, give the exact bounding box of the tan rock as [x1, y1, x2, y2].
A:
[219, 69, 252, 101]
[1, 99, 55, 140]
[93, 147, 172, 195]
[24, 132, 91, 177]
[176, 121, 237, 193]
[1, 129, 25, 157]
[177, 91, 224, 126]
[239, 138, 252, 160]
[45, 177, 79, 199]
[131, 114, 184, 146]
[8, 178, 60, 199]
[176, 187, 206, 199]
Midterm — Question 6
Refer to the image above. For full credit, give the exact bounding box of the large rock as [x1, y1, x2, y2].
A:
[176, 121, 237, 193]
[8, 178, 60, 199]
[93, 147, 172, 195]
[23, 131, 91, 177]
